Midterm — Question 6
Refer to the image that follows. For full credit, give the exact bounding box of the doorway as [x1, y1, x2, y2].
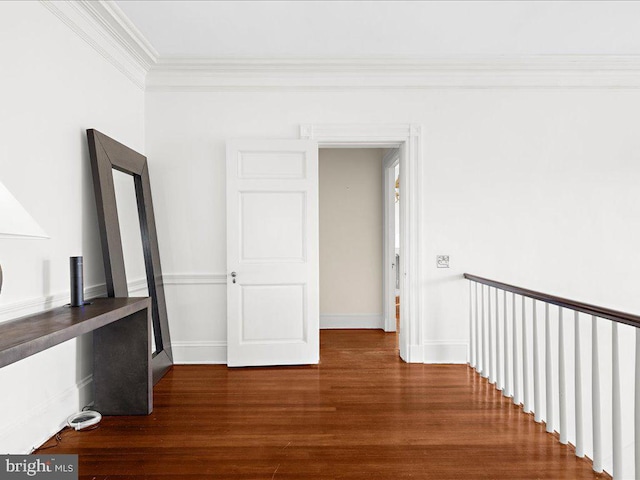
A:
[318, 148, 389, 333]
[301, 124, 422, 363]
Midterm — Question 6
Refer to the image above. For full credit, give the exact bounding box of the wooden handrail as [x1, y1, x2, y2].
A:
[464, 273, 640, 329]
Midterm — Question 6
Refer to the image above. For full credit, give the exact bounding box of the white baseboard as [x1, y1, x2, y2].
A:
[0, 374, 93, 454]
[320, 314, 384, 329]
[406, 344, 424, 363]
[423, 341, 468, 364]
[172, 341, 227, 364]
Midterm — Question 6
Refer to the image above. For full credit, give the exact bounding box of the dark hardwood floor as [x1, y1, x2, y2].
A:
[38, 330, 609, 479]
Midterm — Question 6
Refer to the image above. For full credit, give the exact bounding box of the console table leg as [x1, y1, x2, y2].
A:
[93, 308, 152, 415]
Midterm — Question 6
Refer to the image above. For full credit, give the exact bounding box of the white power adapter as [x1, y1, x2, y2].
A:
[67, 411, 102, 431]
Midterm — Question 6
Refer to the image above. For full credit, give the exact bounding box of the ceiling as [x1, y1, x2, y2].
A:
[115, 1, 640, 59]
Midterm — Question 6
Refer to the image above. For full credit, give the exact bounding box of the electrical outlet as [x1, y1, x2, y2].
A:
[436, 255, 450, 268]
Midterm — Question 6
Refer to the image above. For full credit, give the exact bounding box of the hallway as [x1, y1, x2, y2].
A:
[41, 330, 608, 479]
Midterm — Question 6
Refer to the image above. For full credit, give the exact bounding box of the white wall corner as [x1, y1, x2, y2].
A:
[39, 0, 158, 89]
[0, 374, 93, 454]
[172, 341, 227, 364]
[320, 314, 384, 330]
[423, 341, 468, 364]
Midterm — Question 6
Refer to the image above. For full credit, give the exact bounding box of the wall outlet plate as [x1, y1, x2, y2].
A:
[436, 255, 450, 268]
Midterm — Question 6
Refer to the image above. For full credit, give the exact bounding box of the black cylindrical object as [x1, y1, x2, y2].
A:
[70, 256, 84, 307]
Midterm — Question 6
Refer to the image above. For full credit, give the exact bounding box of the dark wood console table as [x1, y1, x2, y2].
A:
[0, 297, 152, 415]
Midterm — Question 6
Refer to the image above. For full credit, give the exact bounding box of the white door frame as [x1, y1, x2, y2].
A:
[300, 124, 423, 363]
[382, 148, 400, 334]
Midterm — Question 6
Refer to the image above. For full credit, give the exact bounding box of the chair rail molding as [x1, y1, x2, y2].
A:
[0, 284, 107, 323]
[161, 273, 227, 286]
[301, 123, 423, 363]
[39, 0, 157, 89]
[0, 277, 149, 323]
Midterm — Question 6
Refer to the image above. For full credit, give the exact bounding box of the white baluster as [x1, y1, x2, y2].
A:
[635, 328, 640, 479]
[469, 282, 474, 368]
[513, 292, 520, 406]
[612, 322, 622, 478]
[489, 287, 494, 384]
[558, 307, 567, 445]
[545, 302, 554, 433]
[504, 290, 510, 397]
[496, 287, 502, 390]
[533, 300, 542, 423]
[592, 316, 602, 473]
[475, 282, 480, 374]
[482, 285, 488, 379]
[575, 311, 584, 458]
[523, 296, 531, 413]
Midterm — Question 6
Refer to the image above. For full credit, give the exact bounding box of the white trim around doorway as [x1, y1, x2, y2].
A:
[300, 124, 423, 363]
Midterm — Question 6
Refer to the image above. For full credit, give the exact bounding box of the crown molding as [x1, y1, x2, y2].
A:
[146, 55, 640, 91]
[37, 2, 640, 91]
[40, 0, 157, 89]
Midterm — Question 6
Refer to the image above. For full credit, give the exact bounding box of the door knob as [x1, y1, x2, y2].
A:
[231, 272, 237, 284]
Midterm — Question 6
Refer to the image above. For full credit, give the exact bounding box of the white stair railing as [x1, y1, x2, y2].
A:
[465, 273, 640, 479]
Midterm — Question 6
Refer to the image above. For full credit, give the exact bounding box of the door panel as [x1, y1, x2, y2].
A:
[227, 140, 318, 367]
[240, 192, 306, 262]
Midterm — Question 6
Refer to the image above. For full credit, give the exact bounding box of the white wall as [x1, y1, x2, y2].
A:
[145, 87, 640, 363]
[319, 148, 383, 329]
[0, 2, 145, 453]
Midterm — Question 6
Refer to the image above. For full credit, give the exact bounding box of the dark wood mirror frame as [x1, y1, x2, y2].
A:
[87, 129, 172, 384]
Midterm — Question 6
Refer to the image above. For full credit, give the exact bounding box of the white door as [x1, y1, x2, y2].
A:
[226, 139, 319, 367]
[383, 150, 399, 332]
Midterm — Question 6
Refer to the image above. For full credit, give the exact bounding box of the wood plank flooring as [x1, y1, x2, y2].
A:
[38, 330, 609, 479]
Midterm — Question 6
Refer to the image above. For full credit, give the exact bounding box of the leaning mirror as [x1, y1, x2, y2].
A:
[112, 170, 156, 353]
[87, 129, 172, 384]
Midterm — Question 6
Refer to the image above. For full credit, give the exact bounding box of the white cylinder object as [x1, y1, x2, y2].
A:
[558, 307, 567, 445]
[575, 311, 584, 458]
[635, 328, 640, 479]
[475, 282, 480, 374]
[482, 285, 488, 378]
[612, 322, 622, 478]
[523, 296, 531, 414]
[513, 292, 520, 405]
[545, 302, 554, 433]
[496, 287, 502, 390]
[504, 290, 511, 397]
[533, 300, 542, 423]
[469, 281, 475, 368]
[489, 287, 494, 384]
[592, 316, 602, 473]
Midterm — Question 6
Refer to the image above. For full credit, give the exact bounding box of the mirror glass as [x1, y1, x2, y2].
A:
[112, 170, 157, 354]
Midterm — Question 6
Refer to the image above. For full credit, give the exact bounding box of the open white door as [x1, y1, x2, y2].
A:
[226, 139, 319, 367]
[383, 149, 400, 332]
